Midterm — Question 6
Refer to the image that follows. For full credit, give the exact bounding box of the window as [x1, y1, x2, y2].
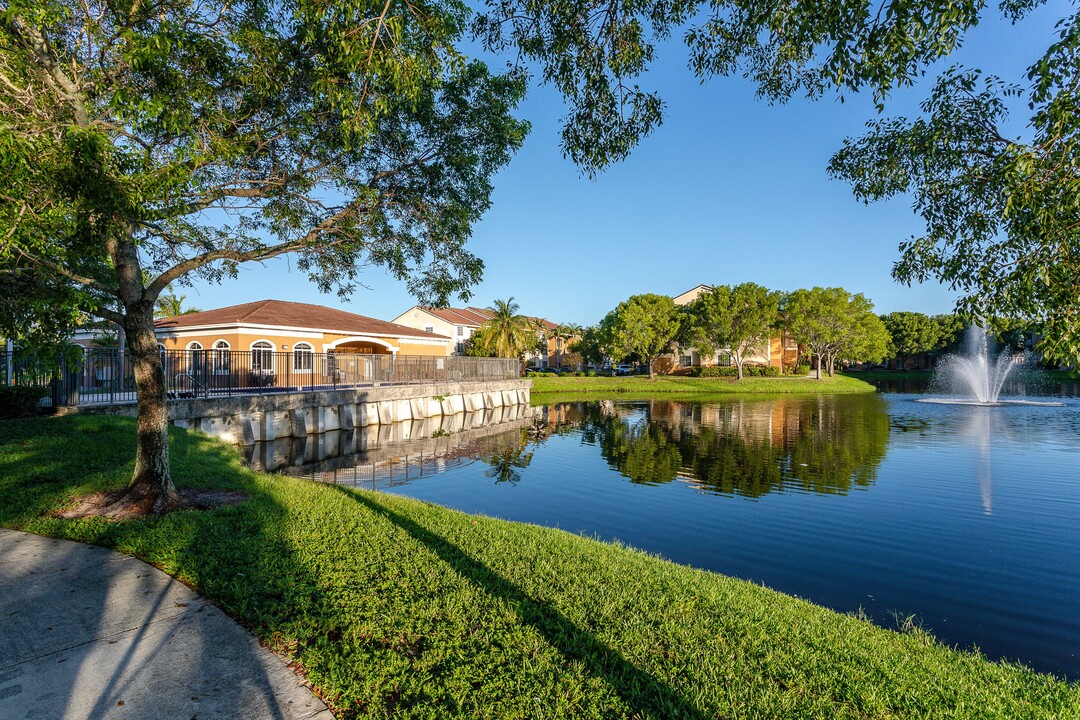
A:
[186, 341, 203, 351]
[251, 341, 274, 372]
[424, 325, 434, 334]
[456, 325, 464, 337]
[293, 342, 313, 371]
[212, 340, 230, 374]
[717, 352, 732, 367]
[679, 353, 693, 367]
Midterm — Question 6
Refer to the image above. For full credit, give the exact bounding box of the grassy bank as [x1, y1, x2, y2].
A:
[2, 416, 1077, 719]
[531, 373, 876, 399]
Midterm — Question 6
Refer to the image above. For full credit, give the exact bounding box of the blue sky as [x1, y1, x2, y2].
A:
[179, 2, 1071, 327]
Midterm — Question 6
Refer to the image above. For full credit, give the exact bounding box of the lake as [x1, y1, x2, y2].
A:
[254, 392, 1080, 677]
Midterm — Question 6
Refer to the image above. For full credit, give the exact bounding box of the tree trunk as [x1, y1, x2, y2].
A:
[648, 355, 654, 379]
[814, 353, 822, 380]
[734, 353, 744, 380]
[121, 303, 182, 514]
[827, 354, 836, 377]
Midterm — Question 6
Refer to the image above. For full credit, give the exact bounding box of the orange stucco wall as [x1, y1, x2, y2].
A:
[156, 329, 449, 356]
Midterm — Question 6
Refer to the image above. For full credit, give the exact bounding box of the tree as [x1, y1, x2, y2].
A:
[474, 0, 991, 176]
[933, 314, 967, 355]
[687, 283, 779, 380]
[601, 294, 680, 379]
[550, 323, 578, 369]
[570, 325, 610, 370]
[154, 292, 201, 320]
[828, 51, 1080, 367]
[784, 288, 889, 379]
[0, 2, 527, 513]
[481, 298, 534, 360]
[838, 304, 891, 375]
[881, 312, 940, 370]
[475, 1, 1080, 361]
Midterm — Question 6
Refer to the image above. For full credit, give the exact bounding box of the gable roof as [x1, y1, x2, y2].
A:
[672, 284, 713, 306]
[154, 300, 449, 340]
[417, 306, 495, 327]
[412, 305, 560, 332]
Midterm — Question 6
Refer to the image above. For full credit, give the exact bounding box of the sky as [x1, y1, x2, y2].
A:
[178, 2, 1072, 327]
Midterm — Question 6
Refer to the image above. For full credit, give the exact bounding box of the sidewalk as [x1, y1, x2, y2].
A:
[0, 529, 334, 720]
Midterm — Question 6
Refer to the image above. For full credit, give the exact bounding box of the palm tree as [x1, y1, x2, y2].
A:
[483, 297, 532, 359]
[551, 323, 581, 369]
[154, 292, 202, 319]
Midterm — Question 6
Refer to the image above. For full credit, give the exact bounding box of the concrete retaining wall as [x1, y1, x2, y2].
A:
[72, 380, 531, 445]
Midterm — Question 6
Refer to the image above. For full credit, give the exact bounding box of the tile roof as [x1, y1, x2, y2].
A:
[417, 306, 560, 332]
[418, 306, 494, 327]
[154, 300, 449, 340]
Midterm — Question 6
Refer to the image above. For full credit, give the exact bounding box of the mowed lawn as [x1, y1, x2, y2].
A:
[2, 415, 1077, 719]
[530, 373, 876, 398]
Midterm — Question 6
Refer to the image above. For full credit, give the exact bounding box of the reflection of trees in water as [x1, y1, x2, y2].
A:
[480, 430, 536, 485]
[594, 419, 682, 486]
[560, 395, 890, 497]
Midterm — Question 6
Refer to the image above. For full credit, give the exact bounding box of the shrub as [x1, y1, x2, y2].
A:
[792, 363, 811, 376]
[691, 365, 780, 378]
[586, 370, 597, 377]
[0, 385, 50, 418]
[691, 366, 737, 377]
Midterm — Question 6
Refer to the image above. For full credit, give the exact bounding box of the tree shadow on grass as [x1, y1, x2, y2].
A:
[338, 487, 709, 720]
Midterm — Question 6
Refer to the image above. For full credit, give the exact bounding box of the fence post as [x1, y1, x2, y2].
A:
[4, 339, 12, 386]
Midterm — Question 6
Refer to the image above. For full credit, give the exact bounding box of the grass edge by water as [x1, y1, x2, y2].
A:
[1, 414, 1077, 719]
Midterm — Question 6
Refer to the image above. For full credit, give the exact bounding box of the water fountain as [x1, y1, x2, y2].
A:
[920, 325, 1062, 406]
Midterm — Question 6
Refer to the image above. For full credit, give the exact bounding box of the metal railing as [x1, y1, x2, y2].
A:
[1, 348, 520, 407]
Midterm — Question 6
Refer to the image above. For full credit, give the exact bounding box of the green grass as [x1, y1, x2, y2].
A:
[532, 373, 876, 400]
[2, 415, 1078, 719]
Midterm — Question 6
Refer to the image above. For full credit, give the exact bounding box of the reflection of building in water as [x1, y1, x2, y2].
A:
[246, 403, 538, 489]
[648, 398, 808, 450]
[585, 396, 891, 498]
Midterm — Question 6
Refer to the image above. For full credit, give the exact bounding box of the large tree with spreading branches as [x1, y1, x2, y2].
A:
[475, 0, 1080, 364]
[685, 282, 780, 380]
[0, 0, 527, 512]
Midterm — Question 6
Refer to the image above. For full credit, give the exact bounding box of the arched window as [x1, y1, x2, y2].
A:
[185, 341, 203, 351]
[250, 341, 274, 372]
[212, 340, 230, 374]
[293, 342, 313, 371]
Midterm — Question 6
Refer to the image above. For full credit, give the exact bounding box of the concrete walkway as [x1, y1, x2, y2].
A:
[0, 529, 334, 720]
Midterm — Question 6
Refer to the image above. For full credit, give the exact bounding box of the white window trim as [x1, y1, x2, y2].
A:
[250, 340, 276, 372]
[212, 340, 231, 374]
[293, 342, 314, 372]
[185, 341, 203, 351]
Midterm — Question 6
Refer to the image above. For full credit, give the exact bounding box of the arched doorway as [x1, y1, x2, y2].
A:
[323, 337, 397, 384]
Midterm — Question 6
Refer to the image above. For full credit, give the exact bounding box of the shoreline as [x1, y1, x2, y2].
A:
[2, 415, 1077, 718]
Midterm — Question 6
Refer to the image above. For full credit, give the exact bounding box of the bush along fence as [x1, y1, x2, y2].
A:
[0, 347, 520, 408]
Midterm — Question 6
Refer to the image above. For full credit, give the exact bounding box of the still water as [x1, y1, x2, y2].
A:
[256, 394, 1080, 677]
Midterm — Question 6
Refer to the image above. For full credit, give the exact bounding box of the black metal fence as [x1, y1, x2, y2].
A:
[0, 348, 520, 407]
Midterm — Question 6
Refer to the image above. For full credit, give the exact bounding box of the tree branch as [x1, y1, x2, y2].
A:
[147, 198, 370, 297]
[13, 247, 118, 298]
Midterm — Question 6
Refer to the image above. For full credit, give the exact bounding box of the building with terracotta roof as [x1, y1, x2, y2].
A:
[392, 305, 569, 366]
[662, 285, 799, 374]
[155, 300, 452, 359]
[390, 305, 495, 354]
